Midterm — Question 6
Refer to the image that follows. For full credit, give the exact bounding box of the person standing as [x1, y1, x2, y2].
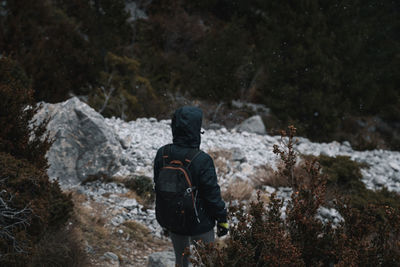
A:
[153, 106, 228, 267]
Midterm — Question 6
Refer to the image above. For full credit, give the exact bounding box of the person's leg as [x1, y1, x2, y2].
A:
[190, 229, 215, 246]
[170, 232, 190, 267]
[188, 229, 215, 266]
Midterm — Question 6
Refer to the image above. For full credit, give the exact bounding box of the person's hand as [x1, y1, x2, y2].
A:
[217, 222, 229, 237]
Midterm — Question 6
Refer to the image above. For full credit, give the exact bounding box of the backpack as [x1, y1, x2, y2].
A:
[155, 144, 201, 234]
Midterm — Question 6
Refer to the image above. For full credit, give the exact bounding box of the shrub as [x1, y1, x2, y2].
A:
[80, 173, 113, 185]
[192, 126, 400, 266]
[0, 152, 73, 265]
[30, 226, 87, 267]
[192, 193, 305, 267]
[316, 155, 366, 188]
[123, 176, 155, 205]
[307, 154, 400, 222]
[0, 56, 77, 266]
[0, 57, 51, 170]
[88, 52, 162, 120]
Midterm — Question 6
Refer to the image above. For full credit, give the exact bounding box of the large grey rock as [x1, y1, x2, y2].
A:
[34, 97, 133, 187]
[235, 115, 266, 135]
[148, 251, 175, 267]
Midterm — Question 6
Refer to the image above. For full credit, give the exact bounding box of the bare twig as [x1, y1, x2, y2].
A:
[99, 73, 115, 114]
[273, 125, 299, 189]
[0, 189, 32, 257]
[212, 102, 224, 122]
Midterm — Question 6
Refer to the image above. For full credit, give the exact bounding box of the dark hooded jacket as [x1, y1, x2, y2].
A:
[153, 106, 227, 235]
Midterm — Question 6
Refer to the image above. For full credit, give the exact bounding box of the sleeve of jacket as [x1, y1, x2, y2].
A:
[197, 153, 227, 223]
[153, 147, 163, 183]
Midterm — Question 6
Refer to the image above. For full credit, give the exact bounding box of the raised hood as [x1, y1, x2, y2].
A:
[171, 106, 202, 148]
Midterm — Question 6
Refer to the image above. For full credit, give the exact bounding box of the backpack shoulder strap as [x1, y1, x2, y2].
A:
[162, 144, 172, 166]
[184, 149, 202, 169]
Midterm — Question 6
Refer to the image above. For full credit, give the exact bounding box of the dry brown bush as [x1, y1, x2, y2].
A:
[253, 162, 311, 189]
[193, 125, 400, 266]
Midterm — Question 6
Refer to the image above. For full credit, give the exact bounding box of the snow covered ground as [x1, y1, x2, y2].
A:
[106, 117, 400, 193]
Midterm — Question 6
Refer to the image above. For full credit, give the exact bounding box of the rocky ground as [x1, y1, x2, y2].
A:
[70, 183, 171, 267]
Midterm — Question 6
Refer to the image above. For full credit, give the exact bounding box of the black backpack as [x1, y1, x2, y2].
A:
[155, 144, 201, 234]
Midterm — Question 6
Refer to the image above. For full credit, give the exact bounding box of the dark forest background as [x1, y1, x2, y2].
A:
[0, 1, 399, 265]
[0, 0, 399, 148]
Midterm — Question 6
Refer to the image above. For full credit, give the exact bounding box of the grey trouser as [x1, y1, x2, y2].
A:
[170, 229, 215, 267]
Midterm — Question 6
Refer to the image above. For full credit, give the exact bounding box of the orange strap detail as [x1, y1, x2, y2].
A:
[170, 160, 183, 165]
[163, 166, 192, 187]
[163, 166, 196, 209]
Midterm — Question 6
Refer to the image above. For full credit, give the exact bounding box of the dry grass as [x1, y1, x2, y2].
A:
[122, 220, 152, 246]
[214, 157, 231, 177]
[208, 150, 233, 160]
[252, 161, 311, 189]
[72, 193, 109, 246]
[209, 149, 279, 203]
[120, 190, 141, 200]
[222, 181, 254, 202]
[209, 150, 233, 177]
[252, 164, 290, 188]
[69, 191, 171, 266]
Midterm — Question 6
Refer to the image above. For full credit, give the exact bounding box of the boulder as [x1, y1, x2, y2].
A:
[34, 97, 134, 187]
[147, 251, 175, 267]
[235, 115, 266, 135]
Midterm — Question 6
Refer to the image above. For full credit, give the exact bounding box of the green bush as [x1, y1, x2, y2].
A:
[0, 57, 51, 170]
[88, 52, 162, 120]
[316, 155, 366, 188]
[0, 56, 77, 266]
[312, 154, 400, 220]
[123, 176, 155, 204]
[0, 152, 73, 265]
[30, 226, 87, 267]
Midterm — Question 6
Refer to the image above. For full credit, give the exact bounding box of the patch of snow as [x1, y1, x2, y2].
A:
[100, 116, 400, 194]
